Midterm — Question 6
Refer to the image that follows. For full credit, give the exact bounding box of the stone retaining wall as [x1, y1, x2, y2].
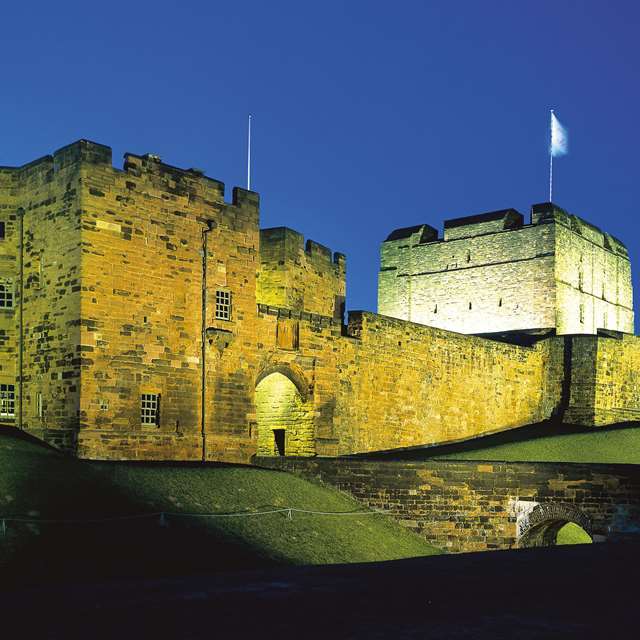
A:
[256, 457, 640, 552]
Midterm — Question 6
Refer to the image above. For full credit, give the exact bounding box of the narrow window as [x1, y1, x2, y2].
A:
[141, 393, 160, 426]
[469, 302, 472, 310]
[99, 398, 109, 411]
[0, 384, 15, 417]
[601, 283, 605, 300]
[579, 304, 585, 324]
[578, 270, 583, 292]
[215, 290, 231, 320]
[0, 222, 5, 240]
[0, 281, 14, 308]
[498, 298, 503, 307]
[36, 392, 43, 418]
[433, 303, 438, 314]
[466, 250, 471, 263]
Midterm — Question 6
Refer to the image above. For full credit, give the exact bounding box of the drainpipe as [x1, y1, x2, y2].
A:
[201, 221, 214, 462]
[18, 207, 24, 431]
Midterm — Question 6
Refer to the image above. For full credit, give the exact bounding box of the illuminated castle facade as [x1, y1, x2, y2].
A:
[379, 206, 633, 336]
[0, 140, 638, 463]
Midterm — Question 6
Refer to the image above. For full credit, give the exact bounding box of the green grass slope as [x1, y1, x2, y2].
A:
[0, 429, 439, 585]
[370, 421, 640, 464]
[431, 423, 640, 464]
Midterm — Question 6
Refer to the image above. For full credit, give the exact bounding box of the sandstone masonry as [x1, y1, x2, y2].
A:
[259, 457, 640, 552]
[378, 206, 634, 335]
[0, 140, 639, 463]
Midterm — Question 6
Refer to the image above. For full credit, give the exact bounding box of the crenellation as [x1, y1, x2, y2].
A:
[379, 202, 633, 335]
[257, 226, 346, 319]
[443, 208, 524, 241]
[0, 140, 638, 464]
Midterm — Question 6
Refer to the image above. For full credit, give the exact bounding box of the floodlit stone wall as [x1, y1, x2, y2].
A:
[258, 457, 640, 552]
[552, 211, 633, 334]
[565, 334, 640, 426]
[0, 144, 86, 449]
[333, 312, 565, 454]
[74, 147, 261, 462]
[253, 308, 566, 457]
[1, 141, 638, 464]
[378, 204, 633, 336]
[257, 227, 346, 320]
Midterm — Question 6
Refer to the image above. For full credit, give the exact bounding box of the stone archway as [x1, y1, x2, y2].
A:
[255, 369, 315, 457]
[517, 502, 593, 548]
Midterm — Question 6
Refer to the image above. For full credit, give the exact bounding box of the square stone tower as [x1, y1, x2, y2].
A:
[378, 203, 634, 336]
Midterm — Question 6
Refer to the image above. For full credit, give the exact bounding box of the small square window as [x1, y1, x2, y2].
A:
[141, 393, 160, 426]
[0, 281, 13, 308]
[215, 290, 231, 320]
[1, 384, 15, 417]
[0, 222, 5, 240]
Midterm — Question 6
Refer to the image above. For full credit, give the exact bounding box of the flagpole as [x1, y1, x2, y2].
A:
[247, 114, 252, 191]
[549, 109, 553, 202]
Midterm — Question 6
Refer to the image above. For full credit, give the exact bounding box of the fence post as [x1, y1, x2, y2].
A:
[1, 520, 5, 536]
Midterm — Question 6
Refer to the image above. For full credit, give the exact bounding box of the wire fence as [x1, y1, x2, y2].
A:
[0, 506, 385, 536]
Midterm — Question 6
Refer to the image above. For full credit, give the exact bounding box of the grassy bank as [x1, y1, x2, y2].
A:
[373, 421, 640, 464]
[0, 429, 439, 585]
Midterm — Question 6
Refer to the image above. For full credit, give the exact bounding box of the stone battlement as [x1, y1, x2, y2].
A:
[1, 140, 639, 466]
[379, 202, 633, 336]
[257, 227, 346, 320]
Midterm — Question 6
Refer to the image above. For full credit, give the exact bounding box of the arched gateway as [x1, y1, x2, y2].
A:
[255, 366, 315, 457]
[517, 502, 593, 547]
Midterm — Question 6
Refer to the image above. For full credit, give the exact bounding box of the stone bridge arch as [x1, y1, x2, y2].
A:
[517, 502, 592, 548]
[254, 363, 315, 457]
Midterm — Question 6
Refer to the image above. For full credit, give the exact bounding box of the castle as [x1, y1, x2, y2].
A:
[0, 140, 639, 463]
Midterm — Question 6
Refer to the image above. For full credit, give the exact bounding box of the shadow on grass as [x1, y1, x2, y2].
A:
[0, 431, 284, 587]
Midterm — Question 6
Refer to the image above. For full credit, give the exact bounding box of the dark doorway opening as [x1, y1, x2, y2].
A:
[273, 429, 286, 456]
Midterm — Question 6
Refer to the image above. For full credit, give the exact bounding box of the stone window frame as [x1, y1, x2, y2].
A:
[0, 384, 15, 418]
[0, 279, 14, 308]
[215, 289, 232, 321]
[141, 393, 160, 426]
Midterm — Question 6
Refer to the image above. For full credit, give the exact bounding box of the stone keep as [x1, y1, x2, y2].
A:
[378, 206, 634, 336]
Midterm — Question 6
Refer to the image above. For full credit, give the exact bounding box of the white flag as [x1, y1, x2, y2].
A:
[550, 112, 568, 157]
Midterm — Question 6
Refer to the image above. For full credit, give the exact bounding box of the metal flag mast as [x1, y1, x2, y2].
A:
[549, 109, 554, 202]
[247, 114, 252, 191]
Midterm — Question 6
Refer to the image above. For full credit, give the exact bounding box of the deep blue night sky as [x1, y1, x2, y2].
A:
[2, 1, 639, 327]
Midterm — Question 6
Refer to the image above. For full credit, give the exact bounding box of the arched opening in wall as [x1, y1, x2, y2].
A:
[519, 519, 593, 547]
[518, 504, 593, 548]
[255, 372, 315, 457]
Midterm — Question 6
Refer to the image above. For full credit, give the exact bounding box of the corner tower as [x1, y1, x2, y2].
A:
[378, 203, 633, 336]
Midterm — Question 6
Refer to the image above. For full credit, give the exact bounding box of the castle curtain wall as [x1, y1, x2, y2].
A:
[332, 313, 565, 455]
